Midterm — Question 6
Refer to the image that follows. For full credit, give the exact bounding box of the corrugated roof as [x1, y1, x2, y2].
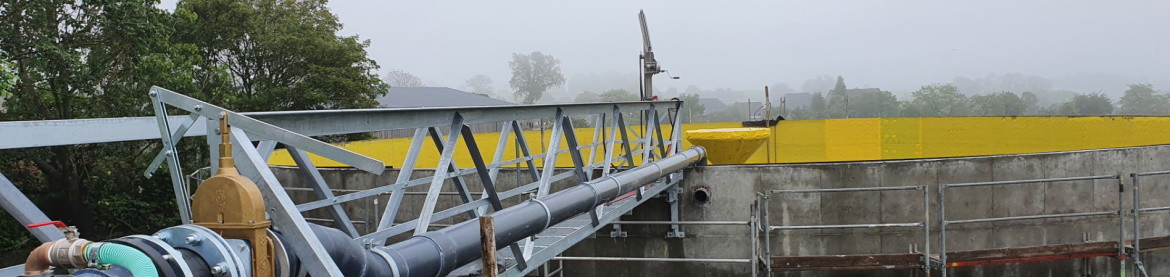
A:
[376, 87, 514, 108]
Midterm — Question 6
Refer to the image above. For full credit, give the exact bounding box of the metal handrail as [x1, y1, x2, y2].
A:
[938, 174, 1125, 277]
[761, 185, 930, 274]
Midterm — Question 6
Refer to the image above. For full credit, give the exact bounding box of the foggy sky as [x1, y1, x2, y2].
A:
[162, 1, 1170, 100]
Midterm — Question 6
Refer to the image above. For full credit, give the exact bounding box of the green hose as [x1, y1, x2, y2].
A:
[84, 243, 159, 277]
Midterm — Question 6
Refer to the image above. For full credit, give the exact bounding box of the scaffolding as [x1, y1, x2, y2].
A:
[938, 175, 1125, 277]
[758, 185, 931, 275]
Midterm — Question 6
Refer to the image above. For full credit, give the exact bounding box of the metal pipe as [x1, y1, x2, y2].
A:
[769, 222, 923, 230]
[1134, 170, 1170, 177]
[1137, 206, 1170, 213]
[552, 257, 751, 263]
[943, 175, 1117, 188]
[945, 210, 1115, 225]
[378, 147, 705, 277]
[771, 185, 922, 194]
[609, 221, 749, 225]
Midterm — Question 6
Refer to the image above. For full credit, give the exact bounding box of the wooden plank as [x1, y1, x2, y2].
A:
[770, 253, 924, 271]
[945, 241, 1117, 263]
[1138, 236, 1170, 251]
[480, 216, 498, 277]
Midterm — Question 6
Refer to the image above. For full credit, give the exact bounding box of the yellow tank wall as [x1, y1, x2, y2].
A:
[268, 116, 1170, 167]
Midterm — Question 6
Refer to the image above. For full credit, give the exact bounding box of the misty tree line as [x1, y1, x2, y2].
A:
[759, 76, 1159, 121]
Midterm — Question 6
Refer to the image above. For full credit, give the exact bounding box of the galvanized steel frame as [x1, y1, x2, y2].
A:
[760, 185, 930, 274]
[141, 86, 686, 275]
[937, 174, 1124, 277]
[0, 85, 688, 276]
[1129, 170, 1170, 277]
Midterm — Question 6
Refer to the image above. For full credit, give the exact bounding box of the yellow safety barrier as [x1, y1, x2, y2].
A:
[268, 116, 1170, 167]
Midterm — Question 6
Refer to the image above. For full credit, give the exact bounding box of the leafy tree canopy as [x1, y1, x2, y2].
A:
[509, 52, 564, 104]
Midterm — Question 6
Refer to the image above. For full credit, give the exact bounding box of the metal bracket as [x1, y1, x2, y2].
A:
[609, 224, 628, 238]
[665, 185, 685, 238]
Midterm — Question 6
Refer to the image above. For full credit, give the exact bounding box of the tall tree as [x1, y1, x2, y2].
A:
[970, 91, 1029, 116]
[845, 89, 899, 118]
[678, 92, 705, 123]
[1118, 84, 1166, 115]
[385, 70, 424, 87]
[828, 76, 848, 118]
[0, 0, 195, 236]
[1058, 93, 1114, 115]
[174, 0, 387, 112]
[809, 92, 828, 119]
[463, 74, 494, 97]
[509, 52, 565, 104]
[902, 84, 969, 116]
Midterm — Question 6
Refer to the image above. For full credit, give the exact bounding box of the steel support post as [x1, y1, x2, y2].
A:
[377, 128, 427, 231]
[427, 127, 481, 219]
[1118, 176, 1126, 276]
[939, 181, 948, 277]
[414, 115, 465, 235]
[665, 185, 685, 238]
[149, 91, 192, 223]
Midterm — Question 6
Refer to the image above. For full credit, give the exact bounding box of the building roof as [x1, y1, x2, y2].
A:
[697, 98, 729, 112]
[376, 87, 514, 108]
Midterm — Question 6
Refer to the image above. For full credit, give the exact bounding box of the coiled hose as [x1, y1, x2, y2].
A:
[85, 243, 159, 277]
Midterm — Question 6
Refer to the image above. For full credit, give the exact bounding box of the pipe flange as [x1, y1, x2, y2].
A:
[267, 230, 291, 277]
[123, 235, 194, 276]
[155, 225, 245, 277]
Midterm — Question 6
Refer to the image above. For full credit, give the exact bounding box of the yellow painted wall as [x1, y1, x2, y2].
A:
[268, 116, 1170, 167]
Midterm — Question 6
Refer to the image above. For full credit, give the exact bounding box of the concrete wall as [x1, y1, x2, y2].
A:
[271, 144, 1170, 276]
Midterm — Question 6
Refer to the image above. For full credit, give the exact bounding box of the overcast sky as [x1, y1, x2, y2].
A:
[161, 1, 1170, 99]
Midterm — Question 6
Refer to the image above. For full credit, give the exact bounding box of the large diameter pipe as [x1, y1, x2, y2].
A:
[379, 146, 706, 277]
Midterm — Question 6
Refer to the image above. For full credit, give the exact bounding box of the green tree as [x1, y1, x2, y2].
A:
[678, 93, 705, 123]
[809, 92, 827, 119]
[463, 74, 494, 97]
[827, 76, 847, 118]
[1117, 84, 1166, 115]
[902, 84, 969, 116]
[970, 91, 1029, 116]
[0, 0, 193, 239]
[844, 89, 899, 118]
[174, 0, 387, 112]
[1058, 93, 1114, 115]
[386, 70, 424, 87]
[598, 89, 636, 102]
[509, 52, 565, 104]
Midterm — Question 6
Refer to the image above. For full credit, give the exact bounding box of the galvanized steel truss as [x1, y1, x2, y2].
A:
[138, 87, 688, 275]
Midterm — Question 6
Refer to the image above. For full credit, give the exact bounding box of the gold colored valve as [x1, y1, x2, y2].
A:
[192, 112, 274, 276]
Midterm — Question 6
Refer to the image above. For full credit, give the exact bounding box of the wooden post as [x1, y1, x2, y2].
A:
[480, 216, 498, 277]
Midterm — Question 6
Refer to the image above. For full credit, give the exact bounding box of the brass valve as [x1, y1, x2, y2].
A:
[191, 112, 274, 277]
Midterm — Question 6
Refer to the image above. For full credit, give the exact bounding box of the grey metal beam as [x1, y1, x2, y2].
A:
[427, 127, 480, 219]
[0, 173, 65, 242]
[414, 115, 465, 235]
[0, 116, 209, 150]
[377, 128, 427, 231]
[0, 96, 676, 151]
[151, 86, 385, 175]
[229, 128, 345, 276]
[149, 93, 193, 224]
[287, 147, 360, 238]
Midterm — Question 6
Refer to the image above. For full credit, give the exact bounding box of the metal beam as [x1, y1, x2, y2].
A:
[288, 147, 360, 238]
[0, 173, 65, 242]
[230, 128, 345, 276]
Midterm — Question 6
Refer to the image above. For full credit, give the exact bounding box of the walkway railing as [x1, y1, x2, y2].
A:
[938, 174, 1125, 277]
[760, 185, 930, 274]
[1129, 171, 1170, 277]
